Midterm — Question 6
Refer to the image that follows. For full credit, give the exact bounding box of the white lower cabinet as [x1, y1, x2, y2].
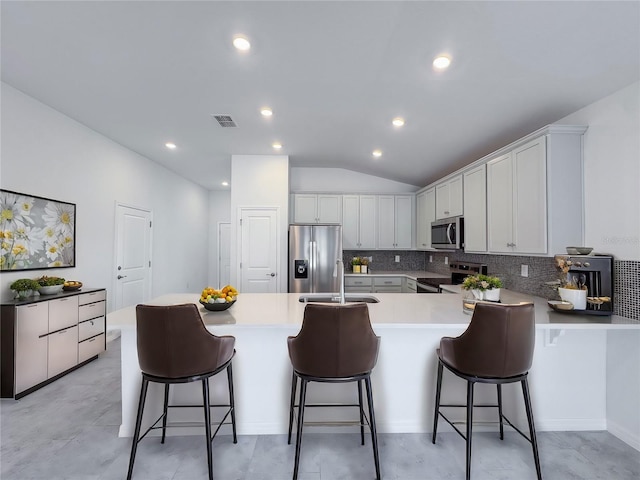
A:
[372, 277, 402, 293]
[344, 276, 373, 293]
[404, 278, 417, 293]
[48, 325, 79, 378]
[79, 333, 106, 364]
[15, 303, 49, 394]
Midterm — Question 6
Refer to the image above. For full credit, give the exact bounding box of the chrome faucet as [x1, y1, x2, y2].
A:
[334, 258, 346, 304]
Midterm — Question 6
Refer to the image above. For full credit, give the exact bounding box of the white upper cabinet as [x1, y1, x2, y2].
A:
[488, 137, 547, 254]
[435, 175, 463, 220]
[377, 195, 413, 249]
[342, 195, 377, 250]
[293, 194, 342, 223]
[463, 165, 487, 252]
[416, 188, 435, 250]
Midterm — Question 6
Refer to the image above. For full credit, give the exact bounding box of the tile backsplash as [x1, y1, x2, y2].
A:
[344, 250, 639, 320]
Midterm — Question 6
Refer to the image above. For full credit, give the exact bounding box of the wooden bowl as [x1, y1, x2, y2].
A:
[548, 300, 574, 311]
[63, 281, 83, 291]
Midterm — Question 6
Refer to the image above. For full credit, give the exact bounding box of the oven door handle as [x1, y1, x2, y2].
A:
[417, 282, 440, 293]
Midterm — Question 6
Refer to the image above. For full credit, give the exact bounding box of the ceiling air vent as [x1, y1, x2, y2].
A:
[212, 114, 237, 128]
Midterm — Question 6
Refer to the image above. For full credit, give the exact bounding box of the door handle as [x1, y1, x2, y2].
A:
[266, 273, 276, 277]
[117, 275, 127, 279]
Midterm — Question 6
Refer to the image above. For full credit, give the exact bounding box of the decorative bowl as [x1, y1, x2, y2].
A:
[39, 285, 64, 295]
[63, 281, 83, 291]
[566, 247, 580, 255]
[548, 300, 574, 311]
[200, 300, 236, 311]
[576, 247, 593, 255]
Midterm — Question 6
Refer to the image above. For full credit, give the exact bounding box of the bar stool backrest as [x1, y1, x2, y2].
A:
[444, 302, 535, 378]
[136, 303, 235, 379]
[288, 303, 380, 378]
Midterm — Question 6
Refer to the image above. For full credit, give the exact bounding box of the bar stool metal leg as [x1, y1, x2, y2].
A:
[127, 377, 149, 480]
[161, 384, 170, 444]
[226, 363, 238, 444]
[365, 376, 381, 480]
[432, 360, 444, 444]
[497, 384, 504, 440]
[465, 381, 475, 480]
[287, 371, 298, 445]
[202, 378, 214, 480]
[293, 378, 308, 480]
[357, 379, 365, 445]
[522, 378, 543, 480]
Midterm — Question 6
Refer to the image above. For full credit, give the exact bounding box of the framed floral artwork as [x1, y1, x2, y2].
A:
[0, 189, 76, 271]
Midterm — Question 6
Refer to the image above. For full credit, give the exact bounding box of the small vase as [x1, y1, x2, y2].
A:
[353, 265, 361, 273]
[484, 288, 501, 302]
[361, 265, 368, 274]
[462, 290, 478, 314]
[558, 287, 587, 310]
[14, 289, 33, 300]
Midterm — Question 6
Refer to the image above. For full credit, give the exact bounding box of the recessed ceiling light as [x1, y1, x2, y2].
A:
[222, 181, 229, 186]
[165, 142, 177, 149]
[272, 142, 283, 150]
[433, 55, 451, 70]
[261, 107, 273, 117]
[233, 35, 251, 51]
[392, 117, 405, 127]
[372, 149, 382, 158]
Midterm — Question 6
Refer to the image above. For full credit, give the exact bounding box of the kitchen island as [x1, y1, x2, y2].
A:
[108, 291, 640, 448]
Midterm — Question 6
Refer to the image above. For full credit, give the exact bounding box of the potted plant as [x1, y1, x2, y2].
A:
[360, 257, 369, 274]
[553, 255, 587, 309]
[36, 275, 66, 295]
[462, 274, 503, 301]
[10, 278, 40, 299]
[351, 257, 362, 274]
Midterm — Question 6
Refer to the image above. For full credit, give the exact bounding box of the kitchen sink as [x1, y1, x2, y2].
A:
[298, 294, 380, 303]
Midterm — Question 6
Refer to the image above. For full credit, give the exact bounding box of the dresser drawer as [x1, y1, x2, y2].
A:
[78, 334, 105, 363]
[373, 277, 402, 287]
[345, 276, 372, 287]
[48, 296, 79, 332]
[78, 316, 105, 342]
[78, 290, 106, 306]
[79, 301, 106, 322]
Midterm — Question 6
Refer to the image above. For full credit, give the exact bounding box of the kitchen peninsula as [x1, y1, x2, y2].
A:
[108, 291, 639, 445]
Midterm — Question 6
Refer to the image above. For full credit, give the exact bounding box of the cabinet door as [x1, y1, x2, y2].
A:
[435, 183, 450, 220]
[448, 175, 463, 217]
[342, 195, 360, 249]
[487, 153, 513, 252]
[513, 137, 547, 254]
[317, 195, 342, 223]
[48, 325, 78, 379]
[416, 191, 429, 249]
[48, 296, 79, 332]
[394, 195, 412, 249]
[15, 303, 49, 394]
[358, 196, 377, 249]
[463, 165, 487, 252]
[293, 194, 318, 223]
[376, 195, 396, 248]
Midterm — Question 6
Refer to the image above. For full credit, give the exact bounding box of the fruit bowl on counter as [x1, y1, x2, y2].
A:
[199, 285, 238, 312]
[37, 276, 65, 295]
[63, 281, 83, 291]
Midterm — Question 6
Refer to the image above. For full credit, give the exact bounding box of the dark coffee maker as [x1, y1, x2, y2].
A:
[566, 254, 613, 315]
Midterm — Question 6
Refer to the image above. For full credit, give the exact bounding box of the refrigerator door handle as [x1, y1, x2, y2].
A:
[309, 241, 316, 292]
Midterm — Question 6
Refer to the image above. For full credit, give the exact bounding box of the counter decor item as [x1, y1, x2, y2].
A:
[351, 257, 361, 273]
[199, 285, 238, 311]
[63, 280, 83, 291]
[9, 278, 40, 299]
[360, 257, 369, 274]
[552, 255, 588, 310]
[566, 246, 593, 255]
[461, 274, 503, 314]
[36, 275, 65, 294]
[0, 189, 76, 271]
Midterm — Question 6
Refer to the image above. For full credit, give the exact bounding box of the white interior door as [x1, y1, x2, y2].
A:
[114, 204, 152, 309]
[218, 222, 231, 288]
[239, 208, 278, 293]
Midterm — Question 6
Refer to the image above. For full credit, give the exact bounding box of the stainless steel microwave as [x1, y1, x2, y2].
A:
[431, 216, 464, 250]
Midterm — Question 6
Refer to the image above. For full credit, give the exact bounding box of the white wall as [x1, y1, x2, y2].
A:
[230, 155, 289, 292]
[208, 190, 231, 287]
[290, 167, 419, 193]
[556, 81, 640, 261]
[0, 83, 210, 312]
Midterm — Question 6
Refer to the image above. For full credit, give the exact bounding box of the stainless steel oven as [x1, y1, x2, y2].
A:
[416, 261, 487, 293]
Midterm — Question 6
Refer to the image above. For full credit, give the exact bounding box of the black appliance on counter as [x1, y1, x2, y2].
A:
[562, 254, 614, 315]
[416, 261, 487, 293]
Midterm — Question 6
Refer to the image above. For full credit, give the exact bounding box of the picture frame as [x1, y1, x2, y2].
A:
[0, 189, 76, 271]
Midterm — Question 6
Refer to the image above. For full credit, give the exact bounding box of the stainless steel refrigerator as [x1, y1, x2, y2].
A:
[288, 224, 343, 293]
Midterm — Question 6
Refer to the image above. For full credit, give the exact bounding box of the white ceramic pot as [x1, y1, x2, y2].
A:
[558, 287, 587, 310]
[471, 289, 484, 300]
[484, 288, 501, 302]
[353, 265, 361, 273]
[361, 265, 368, 274]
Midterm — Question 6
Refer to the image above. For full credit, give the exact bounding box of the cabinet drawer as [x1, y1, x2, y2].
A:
[373, 277, 402, 286]
[48, 297, 79, 332]
[48, 325, 78, 379]
[405, 278, 417, 292]
[78, 316, 105, 342]
[79, 334, 105, 363]
[78, 290, 106, 306]
[373, 286, 403, 293]
[345, 276, 372, 287]
[79, 301, 106, 322]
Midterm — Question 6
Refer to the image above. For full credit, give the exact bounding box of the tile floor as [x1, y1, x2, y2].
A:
[1, 338, 639, 480]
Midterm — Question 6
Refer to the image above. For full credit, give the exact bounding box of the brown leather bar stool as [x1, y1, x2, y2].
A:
[432, 302, 542, 480]
[127, 303, 237, 480]
[287, 303, 381, 480]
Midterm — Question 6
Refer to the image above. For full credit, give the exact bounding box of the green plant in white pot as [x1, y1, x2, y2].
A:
[462, 274, 503, 301]
[10, 278, 40, 299]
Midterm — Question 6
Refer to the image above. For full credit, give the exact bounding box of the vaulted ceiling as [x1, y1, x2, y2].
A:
[2, 1, 639, 190]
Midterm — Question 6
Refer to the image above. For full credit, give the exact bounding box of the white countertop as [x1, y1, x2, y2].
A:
[108, 291, 639, 330]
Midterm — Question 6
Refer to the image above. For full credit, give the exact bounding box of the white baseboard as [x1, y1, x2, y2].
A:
[608, 420, 640, 452]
